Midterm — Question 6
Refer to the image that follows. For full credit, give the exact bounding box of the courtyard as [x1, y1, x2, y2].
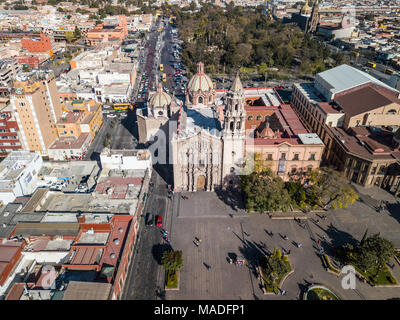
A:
[163, 189, 400, 300]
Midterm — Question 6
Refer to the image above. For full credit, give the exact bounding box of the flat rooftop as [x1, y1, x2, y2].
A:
[49, 133, 90, 150]
[37, 192, 136, 214]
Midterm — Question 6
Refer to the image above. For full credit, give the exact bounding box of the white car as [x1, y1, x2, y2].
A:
[107, 114, 117, 118]
[120, 113, 127, 117]
[102, 110, 110, 114]
[103, 105, 111, 109]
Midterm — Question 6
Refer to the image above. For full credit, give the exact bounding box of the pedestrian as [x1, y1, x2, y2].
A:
[317, 239, 321, 244]
[316, 219, 320, 224]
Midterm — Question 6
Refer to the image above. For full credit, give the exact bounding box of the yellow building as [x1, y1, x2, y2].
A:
[58, 100, 103, 142]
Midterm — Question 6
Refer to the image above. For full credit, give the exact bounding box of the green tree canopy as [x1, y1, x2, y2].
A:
[308, 167, 358, 209]
[358, 233, 395, 272]
[241, 162, 291, 213]
[162, 250, 184, 274]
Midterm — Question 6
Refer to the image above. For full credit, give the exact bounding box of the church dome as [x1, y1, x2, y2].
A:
[301, 0, 311, 15]
[187, 62, 213, 92]
[258, 122, 276, 139]
[149, 83, 171, 108]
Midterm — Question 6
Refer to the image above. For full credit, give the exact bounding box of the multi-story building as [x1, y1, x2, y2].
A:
[291, 64, 400, 196]
[62, 100, 103, 142]
[0, 151, 43, 205]
[244, 88, 325, 181]
[10, 70, 63, 156]
[86, 15, 128, 46]
[0, 59, 20, 87]
[0, 101, 23, 158]
[21, 33, 54, 54]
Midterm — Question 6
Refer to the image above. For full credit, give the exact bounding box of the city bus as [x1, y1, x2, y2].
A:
[162, 73, 167, 82]
[385, 68, 395, 75]
[160, 64, 164, 72]
[367, 61, 376, 68]
[113, 103, 134, 112]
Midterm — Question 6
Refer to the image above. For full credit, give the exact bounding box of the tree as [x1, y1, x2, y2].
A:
[241, 162, 291, 213]
[358, 233, 395, 273]
[65, 31, 74, 43]
[73, 26, 82, 39]
[308, 167, 358, 209]
[162, 250, 184, 275]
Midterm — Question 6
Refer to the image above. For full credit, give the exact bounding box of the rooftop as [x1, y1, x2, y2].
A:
[334, 82, 400, 117]
[316, 64, 399, 100]
[49, 133, 90, 150]
[62, 281, 111, 300]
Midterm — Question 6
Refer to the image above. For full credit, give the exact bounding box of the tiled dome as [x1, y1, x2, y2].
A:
[149, 83, 171, 108]
[187, 62, 213, 92]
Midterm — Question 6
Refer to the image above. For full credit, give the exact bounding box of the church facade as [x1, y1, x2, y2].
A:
[171, 62, 247, 192]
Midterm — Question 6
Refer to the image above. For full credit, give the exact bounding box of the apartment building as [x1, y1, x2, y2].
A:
[10, 71, 63, 156]
[291, 64, 400, 195]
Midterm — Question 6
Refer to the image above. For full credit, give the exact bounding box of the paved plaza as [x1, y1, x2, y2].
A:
[163, 189, 400, 300]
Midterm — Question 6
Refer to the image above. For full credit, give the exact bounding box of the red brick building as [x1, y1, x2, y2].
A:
[21, 34, 53, 53]
[0, 100, 23, 158]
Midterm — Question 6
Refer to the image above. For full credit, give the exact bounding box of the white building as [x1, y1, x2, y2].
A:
[0, 151, 43, 204]
[100, 148, 152, 171]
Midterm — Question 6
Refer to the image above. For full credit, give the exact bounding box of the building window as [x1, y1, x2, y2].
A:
[248, 116, 253, 121]
[371, 166, 377, 175]
[309, 153, 316, 161]
[293, 153, 299, 161]
[386, 109, 397, 115]
[356, 120, 360, 126]
[256, 115, 262, 120]
[291, 166, 297, 174]
[379, 166, 386, 174]
[266, 154, 272, 161]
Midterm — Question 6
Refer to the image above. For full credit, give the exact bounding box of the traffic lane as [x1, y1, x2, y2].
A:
[122, 170, 169, 300]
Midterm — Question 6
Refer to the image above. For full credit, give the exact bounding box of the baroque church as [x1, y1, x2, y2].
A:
[171, 62, 247, 192]
[137, 62, 248, 192]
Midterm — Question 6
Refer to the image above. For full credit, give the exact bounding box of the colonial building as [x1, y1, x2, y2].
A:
[291, 64, 400, 196]
[137, 83, 181, 144]
[171, 62, 324, 192]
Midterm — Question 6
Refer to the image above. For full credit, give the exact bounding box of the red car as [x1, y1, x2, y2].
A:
[156, 215, 163, 227]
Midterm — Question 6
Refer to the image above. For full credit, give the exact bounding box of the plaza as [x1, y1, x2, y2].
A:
[163, 189, 400, 300]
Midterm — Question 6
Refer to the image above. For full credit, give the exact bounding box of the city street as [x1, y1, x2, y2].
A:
[122, 168, 172, 300]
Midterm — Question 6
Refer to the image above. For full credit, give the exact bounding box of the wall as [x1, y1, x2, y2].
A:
[345, 102, 400, 128]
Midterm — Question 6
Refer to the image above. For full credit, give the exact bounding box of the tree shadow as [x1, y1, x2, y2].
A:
[215, 186, 245, 212]
[152, 243, 173, 265]
[233, 231, 272, 276]
[312, 223, 359, 258]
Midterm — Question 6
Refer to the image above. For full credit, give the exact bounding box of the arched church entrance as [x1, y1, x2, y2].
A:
[196, 175, 206, 190]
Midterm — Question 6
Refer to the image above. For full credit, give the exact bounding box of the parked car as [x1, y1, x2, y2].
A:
[146, 213, 154, 226]
[107, 114, 117, 118]
[156, 215, 163, 227]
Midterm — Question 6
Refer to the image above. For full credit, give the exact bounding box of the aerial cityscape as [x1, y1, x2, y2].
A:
[0, 0, 399, 304]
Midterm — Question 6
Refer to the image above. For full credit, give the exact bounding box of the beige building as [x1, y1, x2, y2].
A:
[291, 64, 400, 196]
[10, 71, 62, 156]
